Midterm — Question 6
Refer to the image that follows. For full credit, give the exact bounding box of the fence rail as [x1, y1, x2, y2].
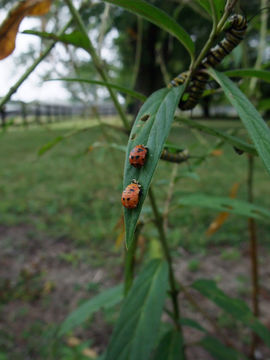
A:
[0, 100, 117, 127]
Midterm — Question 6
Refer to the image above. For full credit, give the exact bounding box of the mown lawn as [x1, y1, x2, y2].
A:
[0, 117, 269, 251]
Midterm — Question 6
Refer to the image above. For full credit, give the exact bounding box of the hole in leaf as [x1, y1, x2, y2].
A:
[140, 114, 150, 122]
[131, 133, 137, 140]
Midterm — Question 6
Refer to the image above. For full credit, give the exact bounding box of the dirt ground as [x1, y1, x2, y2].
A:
[1, 224, 270, 359]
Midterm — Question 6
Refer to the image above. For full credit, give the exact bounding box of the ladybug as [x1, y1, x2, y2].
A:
[129, 145, 148, 168]
[121, 180, 141, 209]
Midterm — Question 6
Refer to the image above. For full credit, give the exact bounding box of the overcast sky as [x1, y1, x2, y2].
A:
[0, 16, 72, 103]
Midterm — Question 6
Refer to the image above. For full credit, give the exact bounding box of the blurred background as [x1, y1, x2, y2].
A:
[1, 0, 270, 359]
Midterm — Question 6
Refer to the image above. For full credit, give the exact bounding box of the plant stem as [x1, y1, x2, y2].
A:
[64, 0, 130, 130]
[124, 222, 143, 295]
[247, 155, 260, 358]
[0, 21, 71, 110]
[148, 187, 183, 335]
[190, 0, 237, 74]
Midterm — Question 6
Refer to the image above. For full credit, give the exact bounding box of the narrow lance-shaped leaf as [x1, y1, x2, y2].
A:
[195, 0, 225, 21]
[153, 330, 185, 360]
[178, 193, 270, 222]
[105, 260, 169, 360]
[102, 0, 194, 59]
[23, 30, 90, 50]
[225, 69, 270, 83]
[193, 279, 270, 347]
[208, 68, 270, 176]
[123, 85, 185, 248]
[58, 284, 123, 337]
[200, 336, 248, 360]
[48, 78, 147, 102]
[177, 116, 257, 156]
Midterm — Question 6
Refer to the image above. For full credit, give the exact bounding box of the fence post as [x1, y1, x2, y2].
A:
[0, 106, 6, 128]
[35, 103, 41, 124]
[21, 101, 28, 127]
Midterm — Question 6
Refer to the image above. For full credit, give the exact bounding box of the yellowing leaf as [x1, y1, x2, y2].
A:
[66, 336, 81, 347]
[82, 348, 98, 358]
[28, 0, 52, 15]
[211, 149, 223, 156]
[0, 0, 52, 60]
[206, 183, 240, 236]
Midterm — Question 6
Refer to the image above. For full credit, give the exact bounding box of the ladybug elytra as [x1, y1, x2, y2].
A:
[121, 180, 141, 209]
[129, 145, 148, 168]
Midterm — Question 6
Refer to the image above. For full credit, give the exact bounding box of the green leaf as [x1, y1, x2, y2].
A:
[105, 260, 169, 360]
[23, 30, 90, 50]
[58, 284, 123, 337]
[208, 68, 270, 176]
[200, 336, 247, 360]
[153, 330, 185, 360]
[193, 279, 270, 347]
[38, 136, 64, 156]
[195, 0, 225, 21]
[123, 86, 185, 248]
[49, 78, 147, 102]
[258, 98, 270, 111]
[102, 0, 194, 59]
[180, 317, 206, 332]
[178, 193, 270, 222]
[225, 69, 270, 83]
[177, 117, 257, 156]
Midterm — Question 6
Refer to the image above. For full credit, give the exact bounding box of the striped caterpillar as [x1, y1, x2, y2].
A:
[168, 14, 247, 110]
[161, 148, 189, 163]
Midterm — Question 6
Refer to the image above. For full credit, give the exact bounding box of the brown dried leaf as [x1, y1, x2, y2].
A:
[206, 182, 240, 236]
[0, 0, 52, 60]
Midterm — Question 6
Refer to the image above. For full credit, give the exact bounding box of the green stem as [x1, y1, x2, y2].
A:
[247, 155, 260, 358]
[124, 222, 143, 295]
[209, 0, 218, 32]
[64, 0, 130, 130]
[190, 0, 237, 74]
[0, 21, 71, 110]
[148, 188, 183, 337]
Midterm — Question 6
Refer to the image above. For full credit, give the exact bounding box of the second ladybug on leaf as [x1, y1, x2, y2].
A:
[129, 145, 148, 168]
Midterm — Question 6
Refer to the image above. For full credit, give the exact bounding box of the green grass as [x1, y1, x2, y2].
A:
[0, 117, 269, 251]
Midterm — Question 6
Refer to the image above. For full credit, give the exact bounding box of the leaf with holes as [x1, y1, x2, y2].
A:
[208, 69, 270, 176]
[105, 260, 169, 360]
[123, 86, 185, 248]
[102, 0, 194, 59]
[193, 279, 270, 347]
[153, 330, 185, 360]
[178, 193, 270, 222]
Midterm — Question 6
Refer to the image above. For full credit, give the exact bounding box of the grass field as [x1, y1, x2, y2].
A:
[1, 117, 270, 359]
[1, 117, 269, 250]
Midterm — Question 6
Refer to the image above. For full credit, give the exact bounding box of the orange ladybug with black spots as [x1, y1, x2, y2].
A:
[129, 145, 148, 168]
[121, 180, 141, 209]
